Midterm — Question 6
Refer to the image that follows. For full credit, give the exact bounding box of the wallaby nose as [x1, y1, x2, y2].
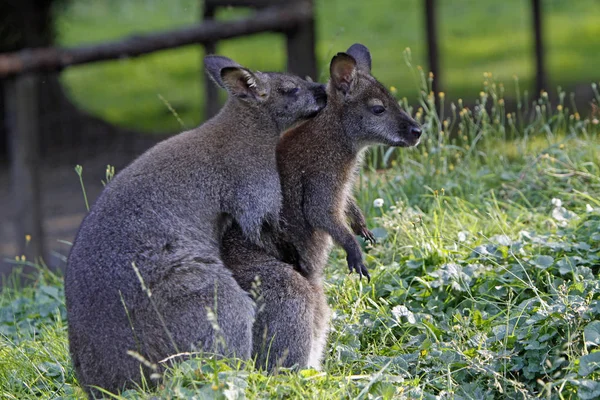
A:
[311, 84, 327, 108]
[312, 84, 326, 97]
[411, 127, 422, 138]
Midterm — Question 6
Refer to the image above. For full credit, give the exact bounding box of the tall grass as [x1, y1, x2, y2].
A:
[1, 58, 599, 398]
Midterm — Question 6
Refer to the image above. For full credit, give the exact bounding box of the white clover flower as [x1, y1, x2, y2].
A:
[551, 198, 562, 208]
[551, 200, 579, 227]
[586, 204, 594, 213]
[457, 231, 468, 242]
[391, 305, 416, 324]
[373, 198, 384, 208]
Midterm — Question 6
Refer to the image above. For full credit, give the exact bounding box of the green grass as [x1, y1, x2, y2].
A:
[2, 57, 600, 398]
[54, 0, 600, 133]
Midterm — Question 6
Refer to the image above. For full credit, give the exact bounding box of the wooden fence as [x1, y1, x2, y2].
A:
[0, 0, 316, 261]
[423, 0, 547, 95]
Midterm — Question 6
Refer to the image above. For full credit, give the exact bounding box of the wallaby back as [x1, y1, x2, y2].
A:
[65, 55, 326, 397]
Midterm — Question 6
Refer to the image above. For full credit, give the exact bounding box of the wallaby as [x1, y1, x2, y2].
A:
[65, 55, 326, 397]
[277, 43, 421, 280]
[222, 43, 421, 371]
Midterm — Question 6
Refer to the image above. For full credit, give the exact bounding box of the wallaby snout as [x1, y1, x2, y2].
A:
[261, 74, 328, 131]
[309, 83, 327, 115]
[392, 111, 422, 147]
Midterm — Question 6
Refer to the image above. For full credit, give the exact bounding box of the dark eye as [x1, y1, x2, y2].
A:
[371, 105, 386, 115]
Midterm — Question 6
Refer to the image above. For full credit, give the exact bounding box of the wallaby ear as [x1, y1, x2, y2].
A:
[346, 43, 372, 74]
[204, 55, 242, 88]
[220, 67, 268, 100]
[330, 52, 357, 95]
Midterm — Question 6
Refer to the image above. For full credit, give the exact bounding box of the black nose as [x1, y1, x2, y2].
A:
[311, 84, 327, 107]
[411, 127, 422, 138]
[311, 84, 326, 97]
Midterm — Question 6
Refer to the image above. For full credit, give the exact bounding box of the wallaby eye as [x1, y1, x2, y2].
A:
[371, 105, 386, 115]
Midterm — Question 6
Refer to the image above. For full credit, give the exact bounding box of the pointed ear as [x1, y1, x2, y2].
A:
[204, 55, 242, 88]
[220, 67, 268, 100]
[346, 43, 372, 74]
[330, 52, 357, 94]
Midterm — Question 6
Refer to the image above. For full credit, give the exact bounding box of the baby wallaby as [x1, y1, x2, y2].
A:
[277, 43, 421, 281]
[222, 43, 420, 371]
[65, 55, 326, 397]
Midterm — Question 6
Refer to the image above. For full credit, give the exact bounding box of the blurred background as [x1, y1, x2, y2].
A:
[0, 0, 599, 277]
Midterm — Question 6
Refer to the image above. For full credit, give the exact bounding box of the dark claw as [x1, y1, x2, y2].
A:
[361, 265, 371, 282]
[360, 228, 376, 245]
[346, 253, 371, 282]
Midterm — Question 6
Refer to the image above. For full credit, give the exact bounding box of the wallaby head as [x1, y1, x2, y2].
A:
[327, 43, 422, 148]
[205, 55, 327, 131]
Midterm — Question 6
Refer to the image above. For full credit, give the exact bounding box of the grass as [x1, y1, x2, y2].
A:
[54, 0, 600, 133]
[2, 54, 600, 398]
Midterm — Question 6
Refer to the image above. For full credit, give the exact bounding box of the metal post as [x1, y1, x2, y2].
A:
[424, 0, 440, 94]
[285, 0, 317, 81]
[5, 74, 45, 263]
[202, 3, 221, 120]
[531, 0, 547, 95]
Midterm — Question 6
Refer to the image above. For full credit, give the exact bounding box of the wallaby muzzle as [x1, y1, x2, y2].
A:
[309, 84, 327, 116]
[393, 117, 422, 148]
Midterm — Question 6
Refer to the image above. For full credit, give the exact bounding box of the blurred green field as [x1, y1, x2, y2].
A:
[55, 0, 600, 133]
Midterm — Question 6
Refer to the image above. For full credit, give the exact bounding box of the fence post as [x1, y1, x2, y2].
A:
[285, 0, 317, 81]
[5, 74, 45, 263]
[202, 2, 221, 120]
[531, 0, 547, 95]
[424, 0, 440, 95]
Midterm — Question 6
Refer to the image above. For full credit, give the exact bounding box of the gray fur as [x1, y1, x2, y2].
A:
[222, 225, 330, 371]
[221, 44, 420, 369]
[65, 55, 326, 397]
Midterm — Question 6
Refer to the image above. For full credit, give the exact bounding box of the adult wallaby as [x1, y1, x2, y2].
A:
[65, 55, 326, 396]
[222, 43, 421, 371]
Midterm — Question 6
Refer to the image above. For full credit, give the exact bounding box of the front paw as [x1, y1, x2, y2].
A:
[359, 227, 376, 245]
[346, 252, 370, 282]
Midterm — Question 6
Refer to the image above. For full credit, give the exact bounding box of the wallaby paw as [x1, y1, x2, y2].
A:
[346, 254, 371, 282]
[359, 228, 376, 245]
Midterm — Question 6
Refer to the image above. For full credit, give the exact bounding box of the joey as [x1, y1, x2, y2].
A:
[276, 43, 421, 280]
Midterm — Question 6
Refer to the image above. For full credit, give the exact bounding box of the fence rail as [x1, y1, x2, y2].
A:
[0, 1, 312, 77]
